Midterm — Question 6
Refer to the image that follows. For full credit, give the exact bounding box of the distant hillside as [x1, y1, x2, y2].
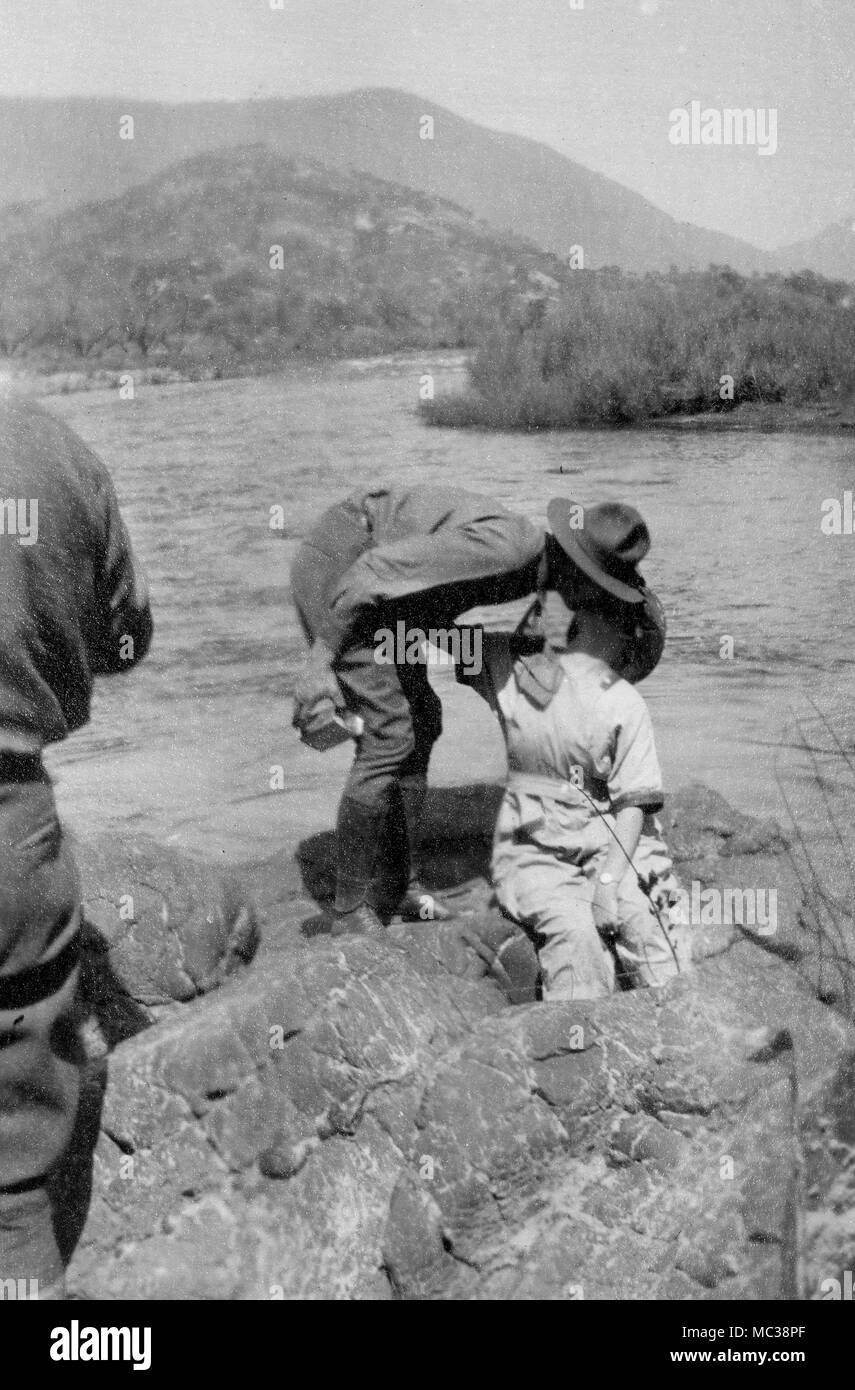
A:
[776, 217, 855, 283]
[0, 145, 577, 373]
[0, 89, 771, 274]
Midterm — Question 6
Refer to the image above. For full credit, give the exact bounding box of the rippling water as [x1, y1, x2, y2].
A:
[40, 354, 855, 866]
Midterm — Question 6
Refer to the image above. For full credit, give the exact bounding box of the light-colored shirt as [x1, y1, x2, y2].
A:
[460, 633, 666, 871]
[468, 634, 664, 814]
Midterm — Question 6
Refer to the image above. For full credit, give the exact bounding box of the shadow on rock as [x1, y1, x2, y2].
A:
[294, 781, 501, 923]
[294, 782, 537, 991]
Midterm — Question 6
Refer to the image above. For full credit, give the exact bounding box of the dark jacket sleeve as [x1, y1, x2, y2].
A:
[86, 474, 153, 675]
[320, 510, 544, 655]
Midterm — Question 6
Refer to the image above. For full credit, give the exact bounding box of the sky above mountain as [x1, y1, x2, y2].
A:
[0, 0, 851, 250]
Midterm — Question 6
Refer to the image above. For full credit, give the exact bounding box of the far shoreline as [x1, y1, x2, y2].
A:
[420, 393, 855, 435]
[644, 403, 855, 434]
[5, 355, 855, 435]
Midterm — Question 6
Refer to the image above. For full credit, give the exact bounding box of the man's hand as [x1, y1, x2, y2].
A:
[291, 642, 344, 728]
[591, 876, 620, 939]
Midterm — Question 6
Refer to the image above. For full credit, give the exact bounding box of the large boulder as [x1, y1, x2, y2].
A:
[61, 785, 855, 1300]
[73, 832, 260, 1046]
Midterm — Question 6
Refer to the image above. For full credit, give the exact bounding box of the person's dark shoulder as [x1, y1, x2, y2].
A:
[0, 393, 114, 520]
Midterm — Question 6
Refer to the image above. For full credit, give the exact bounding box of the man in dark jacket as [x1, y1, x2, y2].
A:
[291, 484, 550, 933]
[0, 393, 152, 1299]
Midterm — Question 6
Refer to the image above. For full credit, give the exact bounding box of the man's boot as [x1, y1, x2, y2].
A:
[368, 785, 409, 923]
[331, 796, 387, 936]
[395, 780, 454, 922]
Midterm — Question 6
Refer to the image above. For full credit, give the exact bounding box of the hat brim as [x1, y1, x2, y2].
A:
[547, 497, 645, 604]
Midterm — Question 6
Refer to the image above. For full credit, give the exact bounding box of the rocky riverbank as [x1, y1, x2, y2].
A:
[59, 783, 855, 1300]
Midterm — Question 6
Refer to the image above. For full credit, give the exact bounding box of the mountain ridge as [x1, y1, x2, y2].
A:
[776, 215, 855, 283]
[0, 87, 775, 274]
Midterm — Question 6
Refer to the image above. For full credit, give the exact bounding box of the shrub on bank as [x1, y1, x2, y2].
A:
[422, 268, 855, 429]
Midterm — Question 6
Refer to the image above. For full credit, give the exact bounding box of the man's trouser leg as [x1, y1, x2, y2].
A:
[292, 507, 389, 914]
[332, 641, 442, 914]
[368, 659, 445, 919]
[0, 770, 82, 1299]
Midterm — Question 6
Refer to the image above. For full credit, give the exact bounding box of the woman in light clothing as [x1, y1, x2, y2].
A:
[461, 499, 686, 1002]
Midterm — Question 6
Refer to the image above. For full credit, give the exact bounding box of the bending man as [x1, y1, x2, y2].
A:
[291, 484, 547, 933]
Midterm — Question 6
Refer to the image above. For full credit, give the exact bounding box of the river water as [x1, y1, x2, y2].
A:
[40, 353, 855, 875]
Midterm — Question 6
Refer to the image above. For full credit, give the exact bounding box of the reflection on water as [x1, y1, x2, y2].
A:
[40, 354, 855, 864]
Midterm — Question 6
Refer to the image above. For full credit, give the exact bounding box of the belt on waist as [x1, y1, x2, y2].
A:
[506, 771, 608, 808]
[0, 752, 45, 784]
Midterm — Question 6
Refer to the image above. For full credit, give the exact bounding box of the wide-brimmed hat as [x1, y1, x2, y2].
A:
[547, 498, 650, 604]
[515, 584, 666, 683]
[618, 585, 667, 683]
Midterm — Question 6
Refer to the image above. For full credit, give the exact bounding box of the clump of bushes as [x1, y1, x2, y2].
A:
[422, 268, 855, 429]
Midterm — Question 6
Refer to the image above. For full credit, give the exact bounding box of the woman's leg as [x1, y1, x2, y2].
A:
[612, 872, 682, 989]
[495, 848, 615, 1002]
[535, 887, 617, 1001]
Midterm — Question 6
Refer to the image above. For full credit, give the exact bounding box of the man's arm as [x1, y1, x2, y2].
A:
[322, 511, 544, 654]
[291, 636, 346, 725]
[454, 629, 507, 711]
[292, 500, 542, 726]
[87, 476, 153, 675]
